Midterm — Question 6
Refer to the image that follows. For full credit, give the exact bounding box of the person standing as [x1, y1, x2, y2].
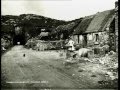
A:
[66, 38, 75, 59]
[67, 38, 75, 51]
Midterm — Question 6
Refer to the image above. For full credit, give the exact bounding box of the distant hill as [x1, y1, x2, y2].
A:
[1, 14, 82, 40]
[1, 14, 67, 34]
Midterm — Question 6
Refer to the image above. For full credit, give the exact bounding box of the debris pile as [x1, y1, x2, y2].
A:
[81, 50, 118, 69]
[98, 51, 118, 68]
[65, 49, 118, 81]
[87, 51, 118, 81]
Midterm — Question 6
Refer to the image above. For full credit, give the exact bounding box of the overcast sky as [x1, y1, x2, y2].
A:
[2, 0, 117, 21]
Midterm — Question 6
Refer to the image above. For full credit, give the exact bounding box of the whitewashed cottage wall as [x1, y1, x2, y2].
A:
[79, 35, 83, 45]
[72, 35, 79, 44]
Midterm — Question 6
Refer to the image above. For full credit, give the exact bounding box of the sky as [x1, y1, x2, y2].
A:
[1, 0, 117, 21]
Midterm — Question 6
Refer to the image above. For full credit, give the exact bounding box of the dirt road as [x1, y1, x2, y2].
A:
[2, 45, 87, 89]
[2, 45, 117, 89]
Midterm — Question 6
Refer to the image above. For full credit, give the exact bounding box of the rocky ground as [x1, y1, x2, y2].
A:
[63, 50, 118, 89]
[1, 45, 118, 89]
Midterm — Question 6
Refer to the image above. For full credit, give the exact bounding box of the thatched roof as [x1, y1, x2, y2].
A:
[50, 19, 82, 36]
[50, 22, 76, 35]
[73, 9, 115, 34]
[57, 22, 76, 31]
[73, 15, 94, 34]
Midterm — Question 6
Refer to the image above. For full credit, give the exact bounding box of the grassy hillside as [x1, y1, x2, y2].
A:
[1, 14, 82, 39]
[1, 14, 67, 36]
[1, 14, 82, 51]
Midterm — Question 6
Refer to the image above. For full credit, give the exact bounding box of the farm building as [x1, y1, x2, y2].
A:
[38, 30, 49, 40]
[71, 3, 118, 52]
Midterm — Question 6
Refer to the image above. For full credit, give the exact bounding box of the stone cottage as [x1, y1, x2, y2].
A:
[71, 4, 118, 53]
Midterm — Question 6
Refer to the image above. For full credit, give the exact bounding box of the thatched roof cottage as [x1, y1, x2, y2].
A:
[71, 5, 118, 52]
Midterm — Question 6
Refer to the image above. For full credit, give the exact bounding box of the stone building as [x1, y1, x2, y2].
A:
[71, 3, 118, 52]
[37, 28, 50, 40]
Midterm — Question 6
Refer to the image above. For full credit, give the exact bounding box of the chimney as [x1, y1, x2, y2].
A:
[115, 1, 118, 8]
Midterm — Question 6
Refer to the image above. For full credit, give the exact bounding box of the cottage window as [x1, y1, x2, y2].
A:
[83, 35, 87, 47]
[95, 34, 99, 41]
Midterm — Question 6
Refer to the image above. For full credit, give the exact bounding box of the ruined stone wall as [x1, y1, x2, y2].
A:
[115, 7, 118, 52]
[87, 32, 109, 47]
[109, 30, 116, 51]
[87, 32, 110, 55]
[72, 31, 109, 48]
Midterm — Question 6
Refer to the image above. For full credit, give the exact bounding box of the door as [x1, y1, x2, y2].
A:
[83, 34, 87, 47]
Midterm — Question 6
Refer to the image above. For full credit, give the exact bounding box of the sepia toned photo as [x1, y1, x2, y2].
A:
[1, 0, 118, 89]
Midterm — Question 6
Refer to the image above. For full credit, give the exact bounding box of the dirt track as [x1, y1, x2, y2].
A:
[2, 45, 117, 89]
[1, 45, 86, 89]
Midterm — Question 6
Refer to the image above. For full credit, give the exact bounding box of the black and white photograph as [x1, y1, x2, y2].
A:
[1, 0, 118, 89]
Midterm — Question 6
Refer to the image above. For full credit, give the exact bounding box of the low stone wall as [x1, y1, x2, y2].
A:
[25, 39, 65, 51]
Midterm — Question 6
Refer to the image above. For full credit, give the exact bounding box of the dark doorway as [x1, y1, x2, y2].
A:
[83, 34, 87, 47]
[13, 34, 25, 45]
